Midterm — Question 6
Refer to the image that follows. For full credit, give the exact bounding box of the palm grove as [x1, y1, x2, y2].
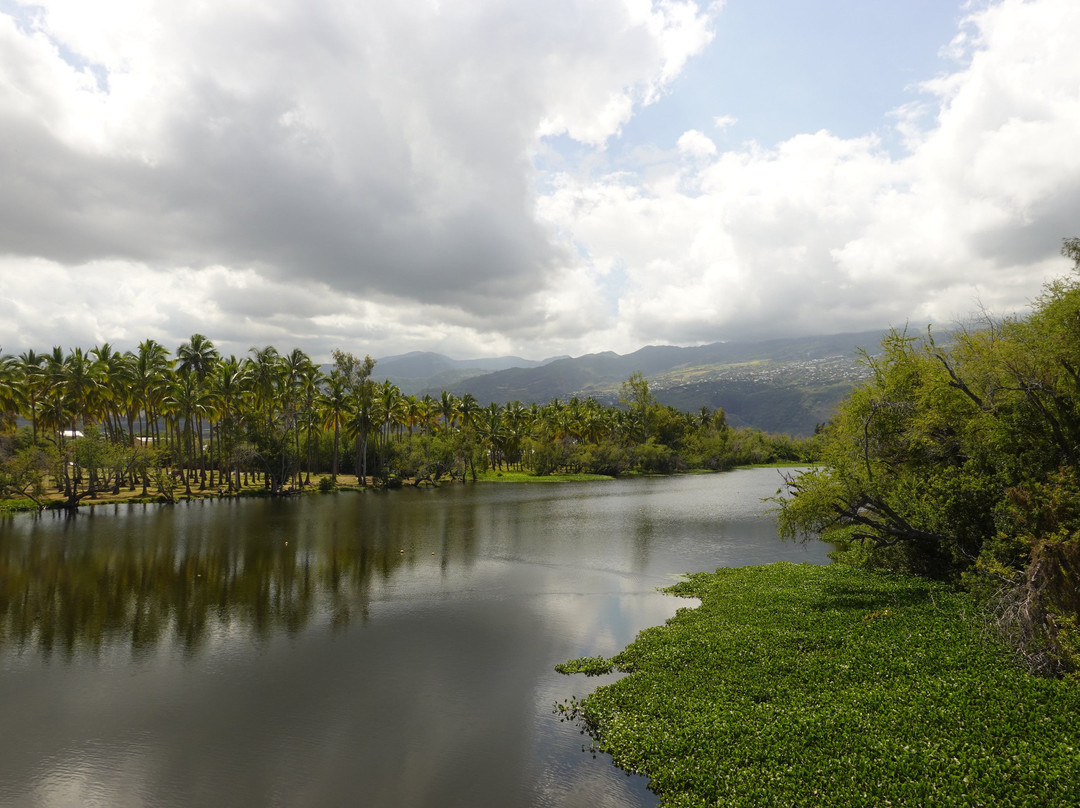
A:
[0, 339, 806, 511]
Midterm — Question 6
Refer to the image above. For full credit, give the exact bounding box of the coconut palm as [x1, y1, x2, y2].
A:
[90, 343, 133, 442]
[437, 391, 457, 432]
[457, 393, 480, 432]
[163, 368, 215, 496]
[15, 350, 46, 444]
[0, 349, 17, 434]
[478, 401, 506, 469]
[502, 400, 532, 469]
[177, 335, 220, 488]
[373, 380, 404, 481]
[297, 360, 323, 486]
[280, 348, 315, 487]
[347, 383, 376, 485]
[247, 346, 282, 431]
[132, 339, 171, 448]
[417, 395, 439, 435]
[209, 355, 247, 493]
[62, 347, 105, 435]
[321, 372, 350, 484]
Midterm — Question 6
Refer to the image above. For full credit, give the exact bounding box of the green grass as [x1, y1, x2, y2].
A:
[558, 563, 1080, 807]
[0, 497, 42, 513]
[474, 469, 615, 483]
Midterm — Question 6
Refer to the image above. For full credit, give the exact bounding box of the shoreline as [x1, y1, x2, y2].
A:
[0, 464, 804, 514]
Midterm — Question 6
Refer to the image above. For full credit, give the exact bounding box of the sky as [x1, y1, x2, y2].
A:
[1, 0, 1078, 363]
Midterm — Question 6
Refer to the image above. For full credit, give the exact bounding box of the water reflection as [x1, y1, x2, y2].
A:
[0, 470, 831, 808]
[0, 492, 507, 657]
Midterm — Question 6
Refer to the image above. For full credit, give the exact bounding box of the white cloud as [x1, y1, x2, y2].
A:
[0, 0, 1078, 363]
[0, 0, 716, 350]
[538, 0, 1080, 347]
[676, 129, 717, 159]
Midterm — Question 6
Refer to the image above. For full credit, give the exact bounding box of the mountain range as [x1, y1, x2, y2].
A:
[375, 330, 887, 437]
[373, 351, 568, 394]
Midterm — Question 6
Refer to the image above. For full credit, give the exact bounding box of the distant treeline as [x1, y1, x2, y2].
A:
[0, 340, 812, 510]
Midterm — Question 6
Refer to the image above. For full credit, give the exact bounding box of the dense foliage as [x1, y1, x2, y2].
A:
[0, 341, 809, 510]
[775, 240, 1080, 673]
[558, 563, 1080, 808]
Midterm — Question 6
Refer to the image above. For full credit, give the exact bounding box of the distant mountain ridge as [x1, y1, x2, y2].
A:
[374, 351, 568, 395]
[370, 330, 886, 437]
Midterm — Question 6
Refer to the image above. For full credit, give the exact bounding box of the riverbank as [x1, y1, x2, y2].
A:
[0, 470, 614, 512]
[0, 474, 365, 513]
[4, 464, 801, 512]
[557, 562, 1080, 807]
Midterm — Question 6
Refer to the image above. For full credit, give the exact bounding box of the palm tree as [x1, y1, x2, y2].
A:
[247, 346, 282, 431]
[374, 380, 403, 481]
[163, 368, 214, 496]
[62, 347, 104, 435]
[457, 393, 480, 432]
[177, 335, 220, 489]
[503, 400, 532, 469]
[41, 347, 69, 449]
[16, 350, 46, 444]
[438, 391, 457, 432]
[347, 383, 375, 485]
[281, 348, 315, 488]
[456, 393, 482, 480]
[418, 395, 438, 435]
[321, 372, 350, 484]
[0, 349, 17, 434]
[479, 401, 506, 470]
[209, 355, 247, 493]
[89, 344, 117, 440]
[247, 346, 289, 491]
[297, 360, 323, 486]
[404, 395, 421, 437]
[106, 351, 143, 451]
[133, 339, 171, 448]
[176, 334, 219, 381]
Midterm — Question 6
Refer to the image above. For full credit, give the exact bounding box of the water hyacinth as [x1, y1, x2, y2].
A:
[558, 562, 1080, 807]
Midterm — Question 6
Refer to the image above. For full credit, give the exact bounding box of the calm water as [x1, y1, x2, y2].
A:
[0, 469, 830, 808]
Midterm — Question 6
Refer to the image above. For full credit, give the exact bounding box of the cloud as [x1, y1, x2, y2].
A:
[676, 129, 717, 159]
[539, 0, 1080, 347]
[0, 0, 716, 355]
[1, 0, 1078, 363]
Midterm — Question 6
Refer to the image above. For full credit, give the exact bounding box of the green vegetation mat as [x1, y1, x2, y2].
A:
[557, 562, 1080, 807]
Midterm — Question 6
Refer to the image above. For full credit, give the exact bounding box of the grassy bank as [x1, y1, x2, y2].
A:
[557, 562, 1080, 807]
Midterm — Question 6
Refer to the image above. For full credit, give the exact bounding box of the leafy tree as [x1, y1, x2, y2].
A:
[776, 240, 1080, 671]
[0, 441, 56, 509]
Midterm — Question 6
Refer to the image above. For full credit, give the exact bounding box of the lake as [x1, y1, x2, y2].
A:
[0, 468, 830, 808]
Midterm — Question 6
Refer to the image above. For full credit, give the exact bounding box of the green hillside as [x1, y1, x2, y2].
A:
[430, 331, 882, 436]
